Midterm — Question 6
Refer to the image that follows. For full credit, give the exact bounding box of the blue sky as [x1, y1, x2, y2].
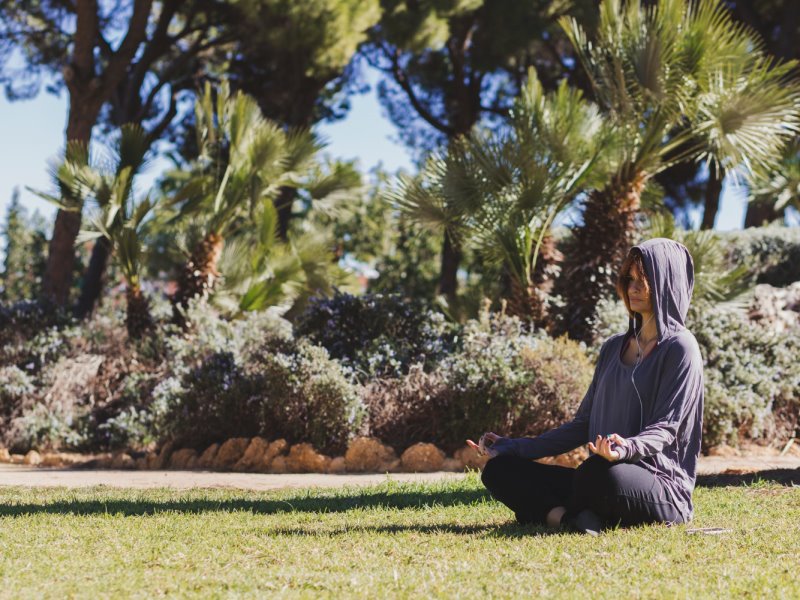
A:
[0, 72, 754, 232]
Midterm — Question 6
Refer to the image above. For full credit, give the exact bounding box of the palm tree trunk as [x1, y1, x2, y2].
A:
[558, 173, 646, 343]
[438, 231, 462, 302]
[126, 283, 153, 339]
[505, 234, 563, 330]
[74, 237, 112, 318]
[275, 186, 296, 241]
[506, 279, 545, 327]
[701, 163, 723, 230]
[744, 199, 782, 228]
[171, 232, 224, 322]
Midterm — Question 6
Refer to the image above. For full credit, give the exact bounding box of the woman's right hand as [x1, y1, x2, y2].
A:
[466, 432, 503, 457]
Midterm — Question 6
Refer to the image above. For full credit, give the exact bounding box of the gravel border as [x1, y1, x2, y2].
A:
[0, 456, 797, 491]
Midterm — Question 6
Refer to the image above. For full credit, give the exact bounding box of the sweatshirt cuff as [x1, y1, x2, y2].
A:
[490, 437, 520, 458]
[615, 443, 629, 461]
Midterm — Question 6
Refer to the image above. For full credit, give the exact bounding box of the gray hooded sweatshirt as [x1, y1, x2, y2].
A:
[495, 238, 704, 521]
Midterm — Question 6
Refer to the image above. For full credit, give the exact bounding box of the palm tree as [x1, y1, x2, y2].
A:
[34, 125, 156, 337]
[213, 198, 358, 319]
[557, 0, 800, 342]
[74, 125, 156, 338]
[392, 68, 612, 325]
[169, 82, 357, 320]
[747, 139, 800, 221]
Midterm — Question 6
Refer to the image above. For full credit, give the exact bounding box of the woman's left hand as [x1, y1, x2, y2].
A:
[588, 433, 627, 462]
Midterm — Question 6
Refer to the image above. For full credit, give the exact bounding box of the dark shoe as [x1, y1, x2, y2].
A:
[565, 509, 603, 536]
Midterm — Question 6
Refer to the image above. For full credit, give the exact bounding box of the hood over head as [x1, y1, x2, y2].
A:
[628, 238, 694, 342]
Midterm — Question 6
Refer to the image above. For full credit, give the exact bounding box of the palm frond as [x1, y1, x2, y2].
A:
[694, 56, 800, 175]
[746, 139, 800, 211]
[116, 123, 151, 174]
[647, 212, 750, 305]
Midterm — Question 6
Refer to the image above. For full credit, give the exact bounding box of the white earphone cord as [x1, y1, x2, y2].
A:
[631, 313, 655, 432]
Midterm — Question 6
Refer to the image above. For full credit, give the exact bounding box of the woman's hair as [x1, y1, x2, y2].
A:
[616, 249, 651, 316]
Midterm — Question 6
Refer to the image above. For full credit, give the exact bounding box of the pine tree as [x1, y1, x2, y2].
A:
[1, 189, 47, 302]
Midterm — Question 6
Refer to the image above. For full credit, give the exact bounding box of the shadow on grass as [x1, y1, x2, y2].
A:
[0, 487, 493, 518]
[696, 468, 800, 488]
[1, 469, 795, 521]
[266, 522, 560, 538]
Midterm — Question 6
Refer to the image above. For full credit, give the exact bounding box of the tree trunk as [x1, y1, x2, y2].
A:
[41, 109, 95, 306]
[172, 232, 225, 322]
[557, 173, 647, 344]
[438, 231, 462, 302]
[40, 210, 83, 306]
[504, 234, 563, 330]
[700, 163, 723, 230]
[126, 284, 153, 339]
[74, 237, 112, 318]
[744, 200, 782, 228]
[275, 186, 296, 241]
[41, 0, 154, 308]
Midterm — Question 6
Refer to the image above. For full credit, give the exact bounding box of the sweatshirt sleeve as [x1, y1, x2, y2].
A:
[615, 339, 703, 462]
[496, 340, 609, 460]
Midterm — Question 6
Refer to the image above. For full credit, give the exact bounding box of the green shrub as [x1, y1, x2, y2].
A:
[0, 301, 76, 372]
[590, 297, 630, 353]
[692, 310, 800, 447]
[363, 311, 594, 451]
[162, 352, 264, 448]
[512, 336, 594, 437]
[363, 368, 450, 450]
[250, 341, 364, 455]
[0, 365, 35, 406]
[163, 300, 294, 379]
[163, 337, 363, 455]
[296, 291, 456, 380]
[722, 226, 800, 287]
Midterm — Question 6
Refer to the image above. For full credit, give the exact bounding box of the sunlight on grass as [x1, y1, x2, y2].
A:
[0, 473, 797, 597]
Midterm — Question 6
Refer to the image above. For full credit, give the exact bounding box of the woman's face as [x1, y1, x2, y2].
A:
[625, 266, 652, 314]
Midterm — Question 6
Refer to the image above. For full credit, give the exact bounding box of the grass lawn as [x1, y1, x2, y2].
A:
[0, 472, 797, 598]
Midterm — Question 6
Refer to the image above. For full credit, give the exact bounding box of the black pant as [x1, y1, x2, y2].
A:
[481, 454, 683, 528]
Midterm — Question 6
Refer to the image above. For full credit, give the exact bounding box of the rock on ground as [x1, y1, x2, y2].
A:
[328, 456, 347, 474]
[233, 437, 271, 472]
[23, 451, 42, 466]
[401, 443, 445, 472]
[263, 439, 288, 470]
[169, 449, 198, 470]
[151, 441, 175, 470]
[197, 443, 220, 469]
[285, 443, 331, 473]
[344, 437, 397, 472]
[111, 453, 135, 470]
[213, 438, 250, 470]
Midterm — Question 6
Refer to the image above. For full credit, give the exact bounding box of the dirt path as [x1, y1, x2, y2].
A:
[0, 456, 797, 491]
[0, 465, 466, 490]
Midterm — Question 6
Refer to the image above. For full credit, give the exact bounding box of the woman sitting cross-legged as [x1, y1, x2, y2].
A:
[470, 238, 704, 535]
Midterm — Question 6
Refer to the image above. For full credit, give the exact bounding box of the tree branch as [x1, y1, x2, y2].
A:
[70, 0, 99, 90]
[146, 88, 178, 145]
[101, 0, 153, 92]
[383, 44, 454, 137]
